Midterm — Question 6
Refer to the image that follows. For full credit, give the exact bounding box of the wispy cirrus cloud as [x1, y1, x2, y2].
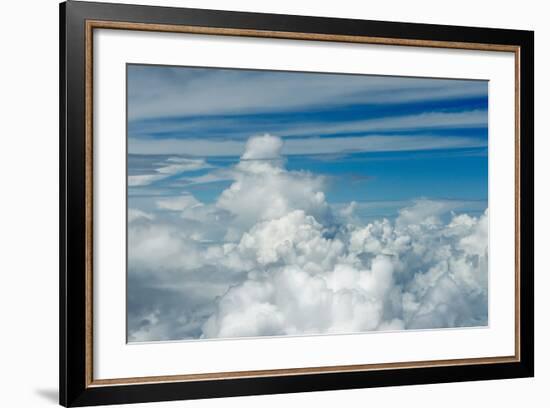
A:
[129, 109, 488, 141]
[128, 134, 487, 157]
[128, 65, 487, 121]
[128, 157, 212, 187]
[278, 110, 487, 138]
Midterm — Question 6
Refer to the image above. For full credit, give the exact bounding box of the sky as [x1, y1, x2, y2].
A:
[126, 64, 489, 342]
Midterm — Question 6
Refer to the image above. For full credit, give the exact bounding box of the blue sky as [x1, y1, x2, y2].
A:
[127, 64, 488, 222]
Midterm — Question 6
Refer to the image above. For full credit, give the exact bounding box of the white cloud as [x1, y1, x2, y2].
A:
[179, 169, 235, 186]
[241, 134, 283, 160]
[128, 134, 487, 157]
[156, 157, 211, 174]
[202, 202, 488, 338]
[156, 194, 202, 211]
[395, 199, 461, 228]
[129, 157, 212, 187]
[128, 135, 488, 341]
[128, 208, 154, 223]
[128, 174, 165, 187]
[216, 134, 331, 232]
[237, 210, 344, 269]
[128, 220, 205, 272]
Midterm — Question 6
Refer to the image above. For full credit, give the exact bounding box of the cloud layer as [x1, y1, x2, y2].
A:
[128, 66, 487, 121]
[128, 135, 488, 341]
[128, 133, 487, 157]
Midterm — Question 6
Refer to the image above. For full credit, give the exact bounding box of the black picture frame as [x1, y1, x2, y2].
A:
[60, 1, 534, 406]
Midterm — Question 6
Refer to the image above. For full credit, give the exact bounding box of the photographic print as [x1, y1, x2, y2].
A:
[60, 5, 533, 405]
[126, 64, 489, 342]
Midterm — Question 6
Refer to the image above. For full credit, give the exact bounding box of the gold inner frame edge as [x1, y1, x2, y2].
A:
[84, 19, 521, 388]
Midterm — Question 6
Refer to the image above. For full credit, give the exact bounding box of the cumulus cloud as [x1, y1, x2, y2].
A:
[201, 204, 488, 338]
[241, 134, 284, 161]
[217, 134, 332, 233]
[127, 134, 488, 342]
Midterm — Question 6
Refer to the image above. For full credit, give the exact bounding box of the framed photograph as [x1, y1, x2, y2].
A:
[60, 1, 534, 406]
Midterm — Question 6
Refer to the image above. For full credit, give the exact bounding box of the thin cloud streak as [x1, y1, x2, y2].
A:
[129, 109, 488, 140]
[128, 134, 487, 157]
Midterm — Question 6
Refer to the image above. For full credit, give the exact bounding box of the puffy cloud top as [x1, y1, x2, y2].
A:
[217, 135, 331, 233]
[241, 134, 283, 160]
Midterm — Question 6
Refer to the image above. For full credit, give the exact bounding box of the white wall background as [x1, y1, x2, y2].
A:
[0, 0, 545, 407]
